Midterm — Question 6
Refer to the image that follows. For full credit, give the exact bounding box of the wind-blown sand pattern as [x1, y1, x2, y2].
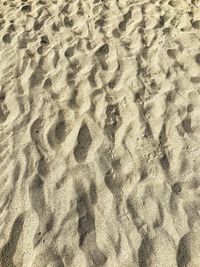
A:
[1, 0, 200, 266]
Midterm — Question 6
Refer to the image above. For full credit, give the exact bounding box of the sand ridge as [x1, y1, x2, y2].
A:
[1, 0, 200, 266]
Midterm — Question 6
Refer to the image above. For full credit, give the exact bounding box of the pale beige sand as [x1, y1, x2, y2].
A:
[1, 0, 200, 266]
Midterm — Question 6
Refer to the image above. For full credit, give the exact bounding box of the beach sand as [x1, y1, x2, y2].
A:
[1, 0, 200, 266]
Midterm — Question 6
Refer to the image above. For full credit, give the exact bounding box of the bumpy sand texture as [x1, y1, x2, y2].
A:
[1, 0, 200, 266]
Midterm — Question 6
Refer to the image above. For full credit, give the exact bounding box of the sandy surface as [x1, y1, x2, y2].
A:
[1, 0, 200, 266]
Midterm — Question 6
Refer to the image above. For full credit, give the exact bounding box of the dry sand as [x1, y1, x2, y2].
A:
[1, 0, 200, 266]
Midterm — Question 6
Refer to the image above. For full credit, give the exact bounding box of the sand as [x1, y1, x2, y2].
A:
[1, 0, 200, 266]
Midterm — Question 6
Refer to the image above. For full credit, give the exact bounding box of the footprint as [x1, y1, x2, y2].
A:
[139, 168, 148, 182]
[0, 92, 5, 102]
[47, 119, 67, 148]
[95, 17, 105, 28]
[89, 250, 107, 266]
[66, 70, 75, 86]
[195, 54, 200, 65]
[177, 235, 191, 267]
[69, 60, 80, 73]
[33, 215, 54, 247]
[190, 76, 200, 83]
[95, 43, 109, 57]
[53, 50, 60, 68]
[88, 65, 98, 87]
[89, 182, 97, 205]
[43, 78, 52, 88]
[38, 0, 47, 5]
[40, 35, 49, 46]
[104, 104, 120, 141]
[37, 46, 43, 55]
[30, 117, 43, 146]
[68, 89, 78, 109]
[191, 20, 200, 29]
[138, 235, 153, 267]
[76, 188, 95, 246]
[172, 182, 182, 195]
[167, 49, 177, 59]
[0, 105, 9, 123]
[7, 24, 15, 32]
[0, 214, 24, 267]
[64, 17, 73, 27]
[159, 123, 167, 145]
[182, 117, 192, 133]
[52, 22, 59, 32]
[34, 20, 44, 31]
[37, 157, 49, 176]
[55, 121, 66, 143]
[29, 70, 44, 88]
[21, 4, 32, 12]
[168, 0, 177, 7]
[108, 69, 121, 89]
[95, 43, 109, 70]
[2, 33, 11, 44]
[112, 28, 121, 38]
[187, 104, 194, 113]
[64, 47, 74, 58]
[163, 27, 171, 35]
[62, 4, 69, 13]
[74, 123, 92, 163]
[29, 174, 46, 218]
[138, 230, 176, 267]
[160, 152, 170, 173]
[18, 32, 29, 49]
[118, 9, 132, 31]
